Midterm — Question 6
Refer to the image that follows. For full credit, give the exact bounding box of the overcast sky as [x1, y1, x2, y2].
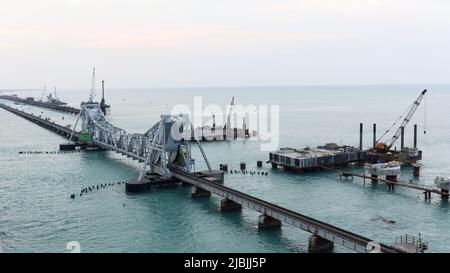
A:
[1, 0, 449, 89]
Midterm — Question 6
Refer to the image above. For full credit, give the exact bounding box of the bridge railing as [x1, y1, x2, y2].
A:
[393, 234, 428, 252]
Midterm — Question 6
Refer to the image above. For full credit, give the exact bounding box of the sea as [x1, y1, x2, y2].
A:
[1, 85, 449, 252]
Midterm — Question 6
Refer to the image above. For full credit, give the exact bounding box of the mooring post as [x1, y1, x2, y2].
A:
[400, 127, 405, 150]
[359, 123, 363, 150]
[373, 123, 376, 148]
[222, 164, 228, 172]
[414, 124, 418, 148]
[413, 164, 420, 177]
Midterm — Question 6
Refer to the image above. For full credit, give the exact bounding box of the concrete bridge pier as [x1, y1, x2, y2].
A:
[258, 214, 281, 229]
[220, 198, 242, 211]
[413, 165, 421, 177]
[371, 174, 378, 183]
[441, 189, 449, 199]
[386, 175, 397, 192]
[191, 186, 211, 197]
[308, 235, 334, 253]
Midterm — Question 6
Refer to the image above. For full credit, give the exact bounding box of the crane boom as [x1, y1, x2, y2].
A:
[226, 96, 235, 128]
[40, 86, 47, 102]
[383, 89, 427, 150]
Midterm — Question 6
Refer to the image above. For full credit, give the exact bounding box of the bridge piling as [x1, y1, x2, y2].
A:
[371, 174, 378, 184]
[308, 235, 334, 253]
[220, 198, 242, 211]
[191, 186, 211, 197]
[413, 164, 421, 177]
[258, 214, 281, 229]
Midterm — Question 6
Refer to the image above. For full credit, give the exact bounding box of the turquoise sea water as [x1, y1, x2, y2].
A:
[1, 85, 449, 253]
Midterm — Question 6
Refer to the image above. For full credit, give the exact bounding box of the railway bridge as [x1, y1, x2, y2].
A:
[0, 99, 426, 253]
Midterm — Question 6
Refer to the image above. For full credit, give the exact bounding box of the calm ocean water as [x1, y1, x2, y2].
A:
[1, 85, 449, 253]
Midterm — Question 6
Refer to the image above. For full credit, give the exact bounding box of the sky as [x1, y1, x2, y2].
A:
[1, 0, 449, 89]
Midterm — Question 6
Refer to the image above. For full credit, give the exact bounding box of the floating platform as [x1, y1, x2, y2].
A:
[269, 143, 366, 172]
[59, 143, 84, 151]
[125, 170, 224, 192]
[126, 173, 180, 192]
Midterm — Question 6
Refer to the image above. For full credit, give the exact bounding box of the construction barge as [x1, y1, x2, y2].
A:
[270, 90, 427, 173]
[269, 144, 366, 172]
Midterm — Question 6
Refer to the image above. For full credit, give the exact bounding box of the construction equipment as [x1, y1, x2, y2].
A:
[40, 86, 47, 102]
[54, 86, 59, 101]
[375, 89, 427, 151]
[225, 96, 235, 129]
[88, 67, 96, 103]
[99, 80, 110, 116]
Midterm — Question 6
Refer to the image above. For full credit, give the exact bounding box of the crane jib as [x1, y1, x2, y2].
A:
[375, 89, 427, 150]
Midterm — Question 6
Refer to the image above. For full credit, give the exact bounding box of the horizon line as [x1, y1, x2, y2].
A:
[1, 82, 450, 92]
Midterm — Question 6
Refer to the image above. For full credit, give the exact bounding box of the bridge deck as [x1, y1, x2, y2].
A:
[169, 165, 403, 253]
[320, 166, 448, 196]
[0, 103, 79, 141]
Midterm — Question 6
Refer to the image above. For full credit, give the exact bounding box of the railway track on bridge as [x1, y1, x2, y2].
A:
[169, 166, 402, 253]
[0, 103, 79, 141]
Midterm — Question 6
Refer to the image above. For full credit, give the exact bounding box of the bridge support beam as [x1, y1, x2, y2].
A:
[220, 198, 242, 212]
[308, 235, 334, 253]
[191, 186, 211, 198]
[258, 214, 281, 229]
